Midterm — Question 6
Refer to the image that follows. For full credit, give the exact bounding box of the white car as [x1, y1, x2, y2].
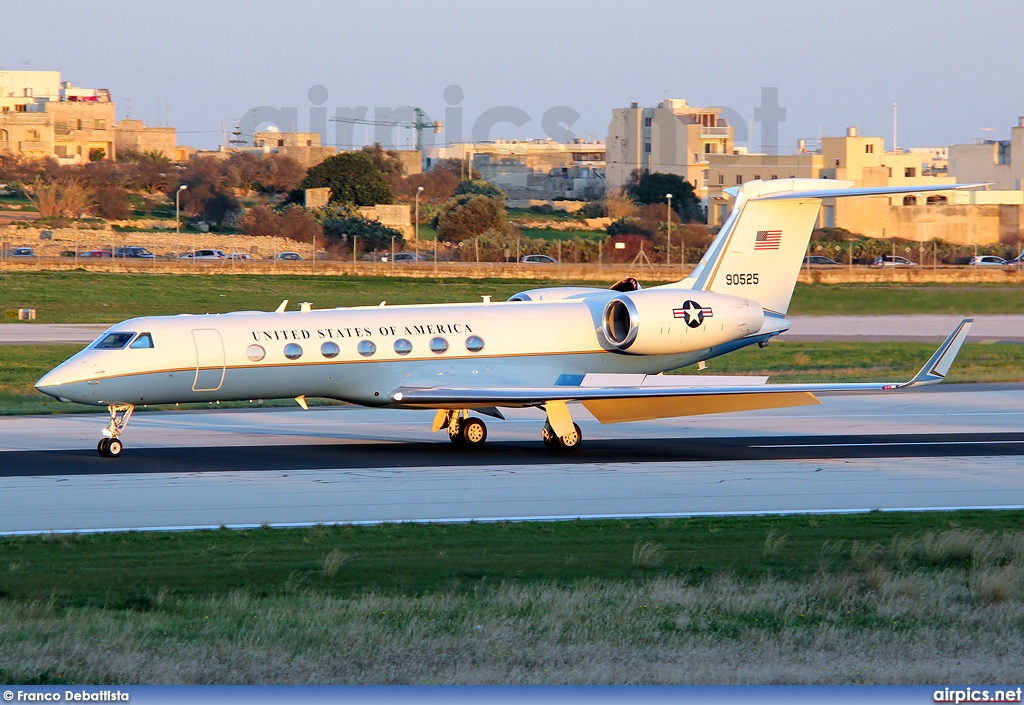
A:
[871, 255, 917, 267]
[969, 255, 1008, 266]
[180, 249, 226, 260]
[521, 254, 558, 264]
[227, 252, 253, 261]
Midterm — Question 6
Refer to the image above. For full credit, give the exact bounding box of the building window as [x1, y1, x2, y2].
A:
[903, 196, 917, 206]
[55, 145, 68, 158]
[905, 167, 916, 177]
[834, 159, 840, 166]
[644, 117, 652, 127]
[865, 144, 874, 153]
[644, 143, 651, 153]
[753, 174, 760, 180]
[14, 104, 26, 113]
[306, 139, 311, 146]
[736, 175, 743, 185]
[926, 195, 947, 205]
[277, 139, 284, 147]
[717, 174, 724, 185]
[95, 119, 106, 130]
[28, 130, 39, 141]
[0, 130, 7, 143]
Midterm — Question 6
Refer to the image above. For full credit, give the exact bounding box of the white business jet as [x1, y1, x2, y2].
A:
[37, 179, 977, 457]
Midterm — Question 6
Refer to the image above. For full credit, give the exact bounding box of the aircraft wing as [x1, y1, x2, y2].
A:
[391, 319, 972, 424]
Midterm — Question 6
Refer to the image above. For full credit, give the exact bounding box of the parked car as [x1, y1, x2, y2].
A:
[226, 252, 253, 261]
[276, 252, 302, 261]
[520, 254, 558, 264]
[871, 255, 917, 267]
[969, 255, 1009, 266]
[9, 246, 35, 257]
[114, 246, 155, 259]
[803, 255, 841, 265]
[79, 249, 112, 258]
[180, 249, 226, 260]
[381, 252, 422, 263]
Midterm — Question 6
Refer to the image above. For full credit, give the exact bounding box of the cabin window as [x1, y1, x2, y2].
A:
[93, 332, 135, 349]
[129, 332, 154, 349]
[465, 335, 485, 353]
[429, 337, 449, 354]
[284, 343, 303, 360]
[394, 338, 413, 356]
[356, 340, 377, 357]
[246, 344, 266, 362]
[320, 341, 340, 358]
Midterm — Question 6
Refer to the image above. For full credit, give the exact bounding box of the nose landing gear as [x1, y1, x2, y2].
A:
[98, 404, 134, 458]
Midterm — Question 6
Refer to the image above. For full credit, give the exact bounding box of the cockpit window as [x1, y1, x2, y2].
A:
[130, 332, 154, 349]
[93, 332, 136, 350]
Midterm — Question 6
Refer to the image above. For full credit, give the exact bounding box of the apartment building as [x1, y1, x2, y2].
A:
[605, 98, 733, 198]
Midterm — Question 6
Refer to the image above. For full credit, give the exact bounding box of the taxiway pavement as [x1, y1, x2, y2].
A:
[0, 385, 1022, 533]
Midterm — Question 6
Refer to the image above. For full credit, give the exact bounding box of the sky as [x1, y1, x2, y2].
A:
[4, 0, 1023, 152]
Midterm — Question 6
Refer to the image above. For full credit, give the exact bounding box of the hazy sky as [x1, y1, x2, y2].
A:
[4, 0, 1022, 151]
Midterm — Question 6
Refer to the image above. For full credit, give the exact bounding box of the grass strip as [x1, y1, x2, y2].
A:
[1, 512, 1023, 683]
[2, 273, 1024, 324]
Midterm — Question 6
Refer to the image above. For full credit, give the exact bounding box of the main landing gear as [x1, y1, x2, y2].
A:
[437, 410, 489, 449]
[98, 403, 134, 458]
[432, 406, 583, 452]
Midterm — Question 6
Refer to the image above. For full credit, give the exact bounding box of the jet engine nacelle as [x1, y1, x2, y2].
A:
[601, 289, 764, 355]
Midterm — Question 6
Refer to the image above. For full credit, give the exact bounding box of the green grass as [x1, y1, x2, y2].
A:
[788, 284, 1024, 315]
[3, 274, 1024, 325]
[1, 511, 1022, 605]
[673, 340, 1024, 384]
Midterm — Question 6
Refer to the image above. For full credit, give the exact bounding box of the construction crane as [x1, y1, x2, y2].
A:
[330, 108, 442, 151]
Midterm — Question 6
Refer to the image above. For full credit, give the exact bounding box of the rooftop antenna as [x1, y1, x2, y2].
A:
[980, 127, 996, 142]
[892, 103, 898, 152]
[124, 97, 133, 120]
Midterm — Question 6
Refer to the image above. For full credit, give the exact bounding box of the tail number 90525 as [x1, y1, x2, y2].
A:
[725, 273, 759, 285]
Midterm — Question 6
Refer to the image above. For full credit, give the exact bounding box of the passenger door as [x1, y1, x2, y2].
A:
[192, 329, 225, 392]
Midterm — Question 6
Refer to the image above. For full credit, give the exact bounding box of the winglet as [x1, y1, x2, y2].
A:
[275, 299, 289, 313]
[901, 319, 973, 388]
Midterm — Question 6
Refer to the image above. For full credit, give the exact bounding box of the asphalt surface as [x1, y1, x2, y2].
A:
[0, 385, 1022, 532]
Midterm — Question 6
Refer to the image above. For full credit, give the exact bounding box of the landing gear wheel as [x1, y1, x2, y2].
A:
[459, 418, 487, 448]
[97, 437, 123, 458]
[542, 422, 582, 452]
[448, 422, 464, 446]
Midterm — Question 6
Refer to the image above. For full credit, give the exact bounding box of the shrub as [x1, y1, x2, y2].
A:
[92, 186, 131, 220]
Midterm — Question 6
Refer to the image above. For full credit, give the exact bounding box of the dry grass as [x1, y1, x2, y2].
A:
[631, 540, 666, 569]
[763, 529, 788, 557]
[2, 571, 1024, 685]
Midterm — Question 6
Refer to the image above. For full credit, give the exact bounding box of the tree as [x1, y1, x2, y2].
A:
[360, 143, 404, 178]
[22, 177, 91, 218]
[453, 179, 505, 198]
[297, 152, 393, 206]
[93, 186, 131, 220]
[242, 205, 322, 243]
[434, 193, 509, 244]
[321, 215, 404, 251]
[629, 172, 704, 222]
[88, 148, 106, 162]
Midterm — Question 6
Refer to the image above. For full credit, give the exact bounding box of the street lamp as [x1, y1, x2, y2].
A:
[415, 185, 424, 263]
[176, 184, 188, 270]
[665, 194, 673, 267]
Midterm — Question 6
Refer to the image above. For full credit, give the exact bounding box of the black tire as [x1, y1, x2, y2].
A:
[448, 423, 464, 445]
[459, 418, 487, 448]
[97, 438, 109, 457]
[541, 422, 558, 450]
[106, 438, 123, 457]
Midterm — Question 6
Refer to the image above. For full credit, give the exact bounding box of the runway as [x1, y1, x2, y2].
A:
[0, 384, 1022, 533]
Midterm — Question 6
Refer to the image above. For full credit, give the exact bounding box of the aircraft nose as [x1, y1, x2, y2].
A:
[35, 360, 81, 400]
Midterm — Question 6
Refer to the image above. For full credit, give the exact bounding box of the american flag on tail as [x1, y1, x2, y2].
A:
[754, 230, 782, 250]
